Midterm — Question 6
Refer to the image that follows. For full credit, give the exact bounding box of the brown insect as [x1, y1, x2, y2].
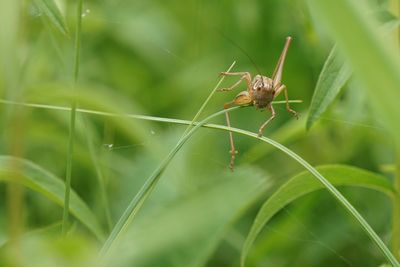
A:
[218, 36, 298, 171]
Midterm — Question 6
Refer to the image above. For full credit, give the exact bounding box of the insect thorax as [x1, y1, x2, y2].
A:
[252, 75, 275, 108]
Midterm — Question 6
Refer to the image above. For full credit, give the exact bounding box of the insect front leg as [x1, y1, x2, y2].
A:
[258, 104, 276, 137]
[275, 84, 299, 119]
[218, 72, 252, 92]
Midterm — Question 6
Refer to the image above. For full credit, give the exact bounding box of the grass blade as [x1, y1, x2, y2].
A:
[62, 0, 83, 235]
[0, 156, 104, 240]
[0, 98, 301, 126]
[0, 100, 396, 264]
[33, 0, 69, 35]
[241, 164, 395, 266]
[99, 107, 239, 256]
[181, 61, 236, 136]
[218, 118, 399, 266]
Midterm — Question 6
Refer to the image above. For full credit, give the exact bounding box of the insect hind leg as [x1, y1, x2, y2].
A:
[224, 110, 237, 171]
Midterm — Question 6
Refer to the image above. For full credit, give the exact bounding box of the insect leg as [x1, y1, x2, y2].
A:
[275, 84, 298, 119]
[258, 104, 276, 137]
[226, 111, 237, 171]
[223, 101, 237, 171]
[218, 72, 252, 92]
[222, 91, 253, 171]
[272, 36, 292, 87]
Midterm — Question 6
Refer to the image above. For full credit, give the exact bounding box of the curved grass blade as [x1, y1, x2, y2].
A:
[88, 105, 398, 265]
[0, 99, 395, 264]
[181, 61, 236, 136]
[224, 123, 399, 267]
[0, 98, 301, 116]
[306, 47, 351, 130]
[241, 164, 395, 267]
[0, 156, 104, 240]
[33, 0, 69, 35]
[99, 107, 239, 256]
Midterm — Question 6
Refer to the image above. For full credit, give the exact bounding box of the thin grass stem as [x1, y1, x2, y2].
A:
[181, 61, 236, 137]
[62, 0, 83, 235]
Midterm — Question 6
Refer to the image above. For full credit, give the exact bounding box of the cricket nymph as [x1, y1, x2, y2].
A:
[218, 36, 299, 171]
[252, 75, 275, 109]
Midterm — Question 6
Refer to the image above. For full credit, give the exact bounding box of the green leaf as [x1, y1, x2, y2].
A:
[33, 0, 69, 35]
[306, 47, 351, 129]
[0, 156, 104, 240]
[308, 0, 400, 142]
[241, 164, 395, 267]
[306, 18, 400, 130]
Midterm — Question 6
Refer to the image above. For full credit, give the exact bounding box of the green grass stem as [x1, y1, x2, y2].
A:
[62, 0, 83, 236]
[181, 61, 236, 137]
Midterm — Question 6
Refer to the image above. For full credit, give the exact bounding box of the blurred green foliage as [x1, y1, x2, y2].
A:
[0, 0, 399, 266]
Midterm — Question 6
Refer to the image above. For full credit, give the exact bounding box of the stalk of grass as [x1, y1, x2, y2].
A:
[1, 1, 24, 265]
[0, 99, 301, 118]
[181, 61, 236, 136]
[392, 0, 400, 259]
[62, 0, 83, 235]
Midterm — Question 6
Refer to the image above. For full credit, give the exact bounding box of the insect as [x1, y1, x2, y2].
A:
[218, 36, 299, 171]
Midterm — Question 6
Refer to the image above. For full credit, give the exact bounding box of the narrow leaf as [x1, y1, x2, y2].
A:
[308, 0, 400, 142]
[0, 156, 104, 240]
[306, 18, 400, 130]
[306, 47, 351, 129]
[241, 164, 395, 267]
[33, 0, 69, 35]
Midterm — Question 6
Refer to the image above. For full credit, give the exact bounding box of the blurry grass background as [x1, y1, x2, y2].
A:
[0, 0, 399, 266]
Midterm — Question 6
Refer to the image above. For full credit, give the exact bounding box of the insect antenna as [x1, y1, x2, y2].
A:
[216, 29, 264, 86]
